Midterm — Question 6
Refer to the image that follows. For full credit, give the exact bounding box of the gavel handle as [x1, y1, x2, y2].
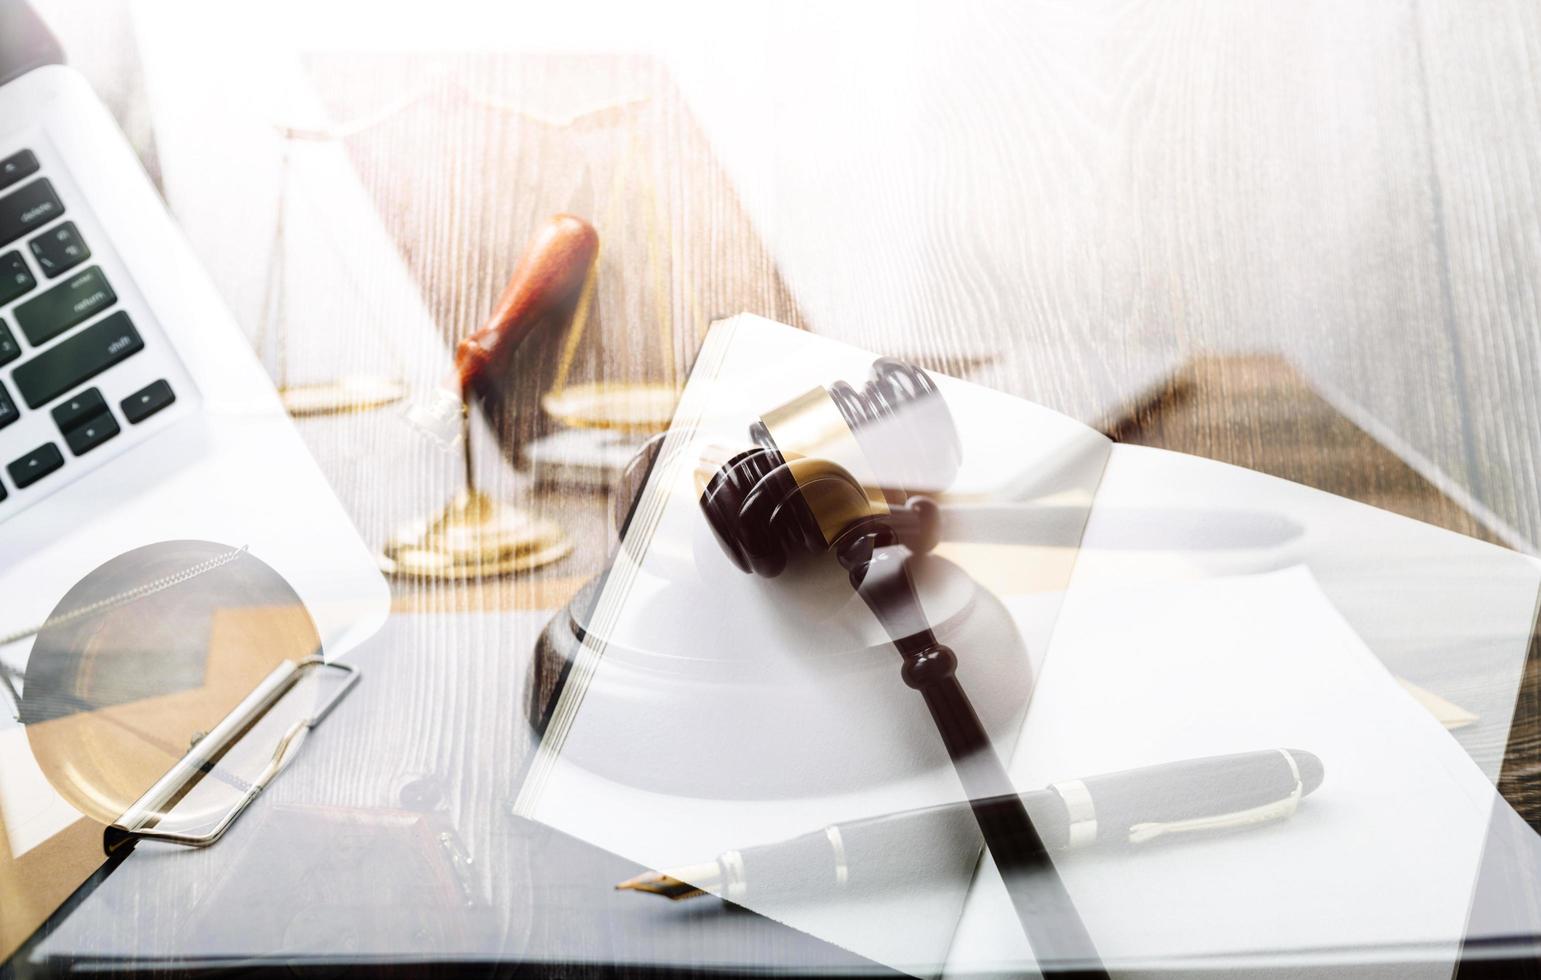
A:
[903, 649, 1109, 978]
[842, 536, 1108, 977]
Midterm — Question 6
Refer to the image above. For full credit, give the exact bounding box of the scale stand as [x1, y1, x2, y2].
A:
[382, 404, 571, 580]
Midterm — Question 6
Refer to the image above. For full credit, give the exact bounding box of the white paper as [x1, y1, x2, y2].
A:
[1080, 445, 1541, 782]
[946, 568, 1523, 977]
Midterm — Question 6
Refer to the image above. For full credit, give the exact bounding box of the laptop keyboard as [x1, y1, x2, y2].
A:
[0, 146, 179, 510]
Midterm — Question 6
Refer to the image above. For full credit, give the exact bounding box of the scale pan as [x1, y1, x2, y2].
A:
[542, 382, 678, 433]
[280, 375, 408, 418]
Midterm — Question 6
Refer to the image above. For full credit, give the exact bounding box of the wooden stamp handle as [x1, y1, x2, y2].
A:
[455, 213, 599, 395]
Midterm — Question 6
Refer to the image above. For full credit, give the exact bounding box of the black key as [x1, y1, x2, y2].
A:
[0, 381, 16, 430]
[0, 320, 18, 368]
[0, 179, 63, 247]
[0, 251, 33, 305]
[14, 266, 116, 346]
[29, 221, 89, 277]
[122, 379, 175, 424]
[0, 150, 38, 192]
[0, 481, 6, 503]
[8, 442, 63, 489]
[64, 412, 119, 456]
[51, 387, 107, 432]
[13, 311, 143, 409]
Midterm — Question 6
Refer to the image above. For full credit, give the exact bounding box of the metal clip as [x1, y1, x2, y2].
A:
[1127, 748, 1303, 845]
[105, 657, 359, 854]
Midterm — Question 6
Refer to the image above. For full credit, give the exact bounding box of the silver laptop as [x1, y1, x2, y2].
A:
[0, 61, 388, 670]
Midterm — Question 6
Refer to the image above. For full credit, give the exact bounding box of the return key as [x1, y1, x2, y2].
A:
[14, 266, 116, 346]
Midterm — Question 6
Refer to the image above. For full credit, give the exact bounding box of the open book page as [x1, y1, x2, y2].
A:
[944, 446, 1541, 976]
[515, 316, 1111, 975]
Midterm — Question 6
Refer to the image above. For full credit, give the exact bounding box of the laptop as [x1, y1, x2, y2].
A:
[0, 14, 388, 699]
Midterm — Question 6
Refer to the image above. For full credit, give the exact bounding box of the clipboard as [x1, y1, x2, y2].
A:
[0, 540, 362, 963]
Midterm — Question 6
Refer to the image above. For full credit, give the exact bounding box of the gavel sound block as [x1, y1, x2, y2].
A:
[528, 548, 1030, 799]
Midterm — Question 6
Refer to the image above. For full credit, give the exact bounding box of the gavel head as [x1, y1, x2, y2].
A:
[699, 358, 958, 577]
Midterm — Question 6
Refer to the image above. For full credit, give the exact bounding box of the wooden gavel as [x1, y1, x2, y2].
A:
[699, 364, 1110, 978]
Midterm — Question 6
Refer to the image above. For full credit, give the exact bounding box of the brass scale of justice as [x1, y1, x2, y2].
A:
[253, 78, 697, 579]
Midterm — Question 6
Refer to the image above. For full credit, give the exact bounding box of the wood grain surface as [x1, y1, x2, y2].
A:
[20, 0, 1541, 973]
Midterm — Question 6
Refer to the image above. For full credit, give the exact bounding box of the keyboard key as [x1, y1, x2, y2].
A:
[13, 311, 143, 409]
[51, 387, 107, 432]
[0, 382, 16, 430]
[8, 442, 63, 489]
[0, 179, 63, 247]
[29, 221, 89, 277]
[0, 481, 6, 503]
[0, 150, 38, 192]
[64, 412, 119, 456]
[0, 320, 18, 368]
[0, 251, 33, 305]
[14, 266, 116, 346]
[122, 379, 175, 424]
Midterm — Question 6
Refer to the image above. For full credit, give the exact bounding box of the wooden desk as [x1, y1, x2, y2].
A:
[25, 1, 1541, 973]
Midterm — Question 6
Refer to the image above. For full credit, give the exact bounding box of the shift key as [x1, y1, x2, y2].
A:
[14, 311, 143, 409]
[15, 266, 116, 346]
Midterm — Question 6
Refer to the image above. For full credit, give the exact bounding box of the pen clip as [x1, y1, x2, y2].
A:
[1127, 748, 1303, 845]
